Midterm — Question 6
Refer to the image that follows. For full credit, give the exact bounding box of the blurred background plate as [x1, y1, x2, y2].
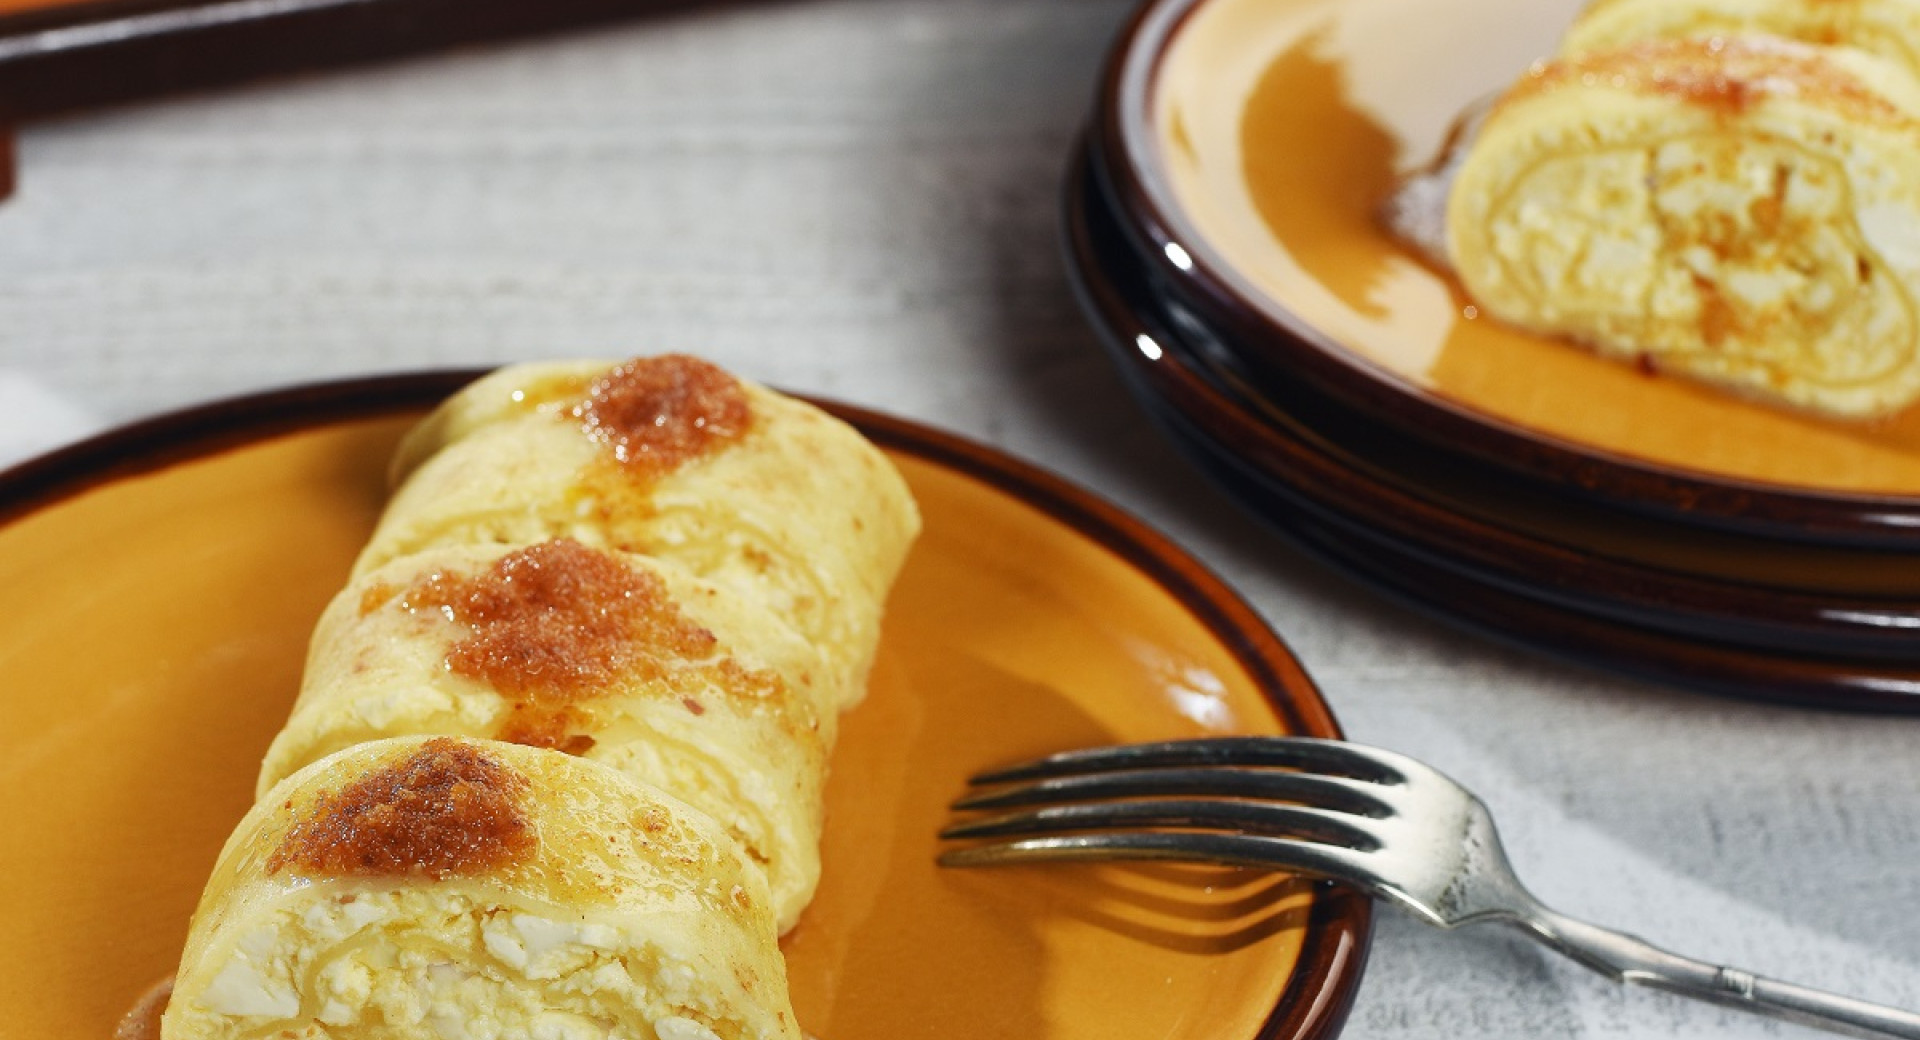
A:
[1090, 0, 1920, 548]
[1066, 139, 1920, 710]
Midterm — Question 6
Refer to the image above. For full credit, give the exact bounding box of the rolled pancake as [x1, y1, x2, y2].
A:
[1563, 0, 1920, 78]
[355, 356, 920, 711]
[258, 540, 831, 932]
[1447, 37, 1920, 418]
[162, 737, 798, 1040]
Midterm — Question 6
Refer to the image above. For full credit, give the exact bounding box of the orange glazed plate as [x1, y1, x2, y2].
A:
[1105, 0, 1920, 542]
[0, 372, 1368, 1040]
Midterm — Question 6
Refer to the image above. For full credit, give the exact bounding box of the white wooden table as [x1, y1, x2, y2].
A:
[1, 2, 1915, 1037]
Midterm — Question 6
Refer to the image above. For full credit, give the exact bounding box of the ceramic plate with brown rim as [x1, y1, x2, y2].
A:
[0, 371, 1369, 1040]
[1095, 0, 1920, 546]
[1065, 148, 1920, 710]
[1068, 143, 1920, 664]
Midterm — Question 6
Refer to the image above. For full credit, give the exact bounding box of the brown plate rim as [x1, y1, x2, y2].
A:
[1064, 143, 1920, 665]
[1090, 0, 1920, 546]
[1062, 145, 1920, 712]
[0, 367, 1374, 1040]
[1081, 250, 1920, 709]
[1281, 505, 1920, 711]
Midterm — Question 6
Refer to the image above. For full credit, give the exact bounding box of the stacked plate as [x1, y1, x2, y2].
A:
[1064, 0, 1920, 710]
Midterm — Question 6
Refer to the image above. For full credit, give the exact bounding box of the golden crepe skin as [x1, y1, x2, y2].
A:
[1564, 0, 1920, 78]
[162, 737, 799, 1040]
[258, 541, 832, 933]
[156, 357, 917, 1039]
[355, 357, 921, 713]
[1447, 37, 1920, 418]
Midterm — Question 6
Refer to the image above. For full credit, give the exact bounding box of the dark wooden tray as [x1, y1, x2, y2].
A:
[0, 0, 738, 192]
[0, 0, 740, 118]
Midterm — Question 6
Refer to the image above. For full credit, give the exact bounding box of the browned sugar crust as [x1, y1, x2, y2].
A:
[573, 354, 754, 476]
[267, 738, 535, 879]
[1505, 36, 1912, 124]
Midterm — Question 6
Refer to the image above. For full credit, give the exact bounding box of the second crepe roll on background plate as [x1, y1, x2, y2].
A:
[1446, 36, 1920, 418]
[1561, 0, 1920, 76]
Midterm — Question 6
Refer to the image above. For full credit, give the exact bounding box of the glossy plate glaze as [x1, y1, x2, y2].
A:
[0, 372, 1368, 1040]
[1100, 0, 1920, 544]
[1065, 146, 1920, 710]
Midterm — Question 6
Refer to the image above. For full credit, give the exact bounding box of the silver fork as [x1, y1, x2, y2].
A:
[939, 736, 1920, 1040]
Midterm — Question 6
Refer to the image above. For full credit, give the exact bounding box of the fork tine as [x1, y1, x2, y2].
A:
[937, 831, 1380, 890]
[951, 766, 1394, 818]
[939, 798, 1382, 850]
[969, 736, 1406, 786]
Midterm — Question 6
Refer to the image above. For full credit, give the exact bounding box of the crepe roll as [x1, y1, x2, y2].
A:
[258, 539, 831, 931]
[1447, 38, 1920, 417]
[1563, 0, 1920, 79]
[162, 737, 798, 1040]
[355, 356, 920, 710]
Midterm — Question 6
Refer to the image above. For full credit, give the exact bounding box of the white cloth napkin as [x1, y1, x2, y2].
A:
[0, 371, 103, 470]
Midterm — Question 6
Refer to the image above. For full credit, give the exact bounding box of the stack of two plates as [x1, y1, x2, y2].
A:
[1066, 0, 1920, 711]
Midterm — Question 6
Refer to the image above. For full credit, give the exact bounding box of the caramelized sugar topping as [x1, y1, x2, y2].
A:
[1510, 37, 1909, 123]
[268, 738, 534, 879]
[403, 539, 786, 751]
[573, 354, 753, 475]
[408, 539, 700, 696]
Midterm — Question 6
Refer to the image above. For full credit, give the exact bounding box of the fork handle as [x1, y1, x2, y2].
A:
[1512, 908, 1920, 1040]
